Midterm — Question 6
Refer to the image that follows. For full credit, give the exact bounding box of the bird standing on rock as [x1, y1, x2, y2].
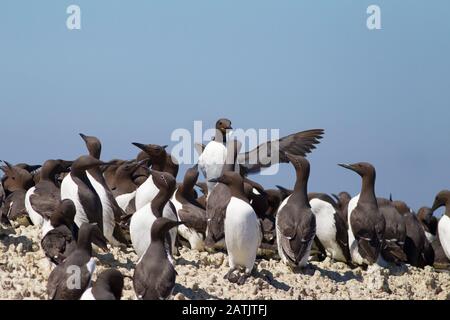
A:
[79, 133, 129, 246]
[431, 190, 450, 261]
[209, 171, 262, 285]
[133, 217, 184, 300]
[47, 223, 108, 300]
[339, 162, 385, 267]
[25, 159, 72, 230]
[0, 161, 34, 226]
[61, 155, 111, 232]
[308, 193, 351, 263]
[41, 199, 78, 265]
[276, 154, 316, 269]
[171, 164, 207, 251]
[130, 170, 177, 259]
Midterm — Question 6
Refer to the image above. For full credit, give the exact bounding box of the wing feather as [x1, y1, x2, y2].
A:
[237, 129, 324, 175]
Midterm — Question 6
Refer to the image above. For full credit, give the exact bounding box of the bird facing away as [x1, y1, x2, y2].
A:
[276, 154, 316, 269]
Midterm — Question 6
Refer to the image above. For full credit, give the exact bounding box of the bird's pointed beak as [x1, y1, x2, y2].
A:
[431, 200, 441, 213]
[2, 160, 13, 169]
[79, 133, 88, 142]
[338, 163, 354, 171]
[132, 142, 147, 151]
[208, 178, 219, 183]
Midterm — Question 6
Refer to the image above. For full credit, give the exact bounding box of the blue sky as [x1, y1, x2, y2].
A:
[1, 1, 449, 212]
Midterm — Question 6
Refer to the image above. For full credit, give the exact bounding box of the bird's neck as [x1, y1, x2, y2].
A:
[77, 233, 92, 256]
[292, 175, 309, 208]
[359, 175, 377, 205]
[88, 148, 101, 160]
[179, 179, 196, 200]
[230, 182, 249, 204]
[151, 157, 166, 172]
[40, 167, 57, 184]
[214, 130, 226, 144]
[291, 177, 310, 208]
[116, 176, 136, 194]
[151, 190, 171, 217]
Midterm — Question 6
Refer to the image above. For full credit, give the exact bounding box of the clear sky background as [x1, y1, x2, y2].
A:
[1, 1, 449, 213]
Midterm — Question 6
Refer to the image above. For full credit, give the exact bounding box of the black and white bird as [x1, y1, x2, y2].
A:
[79, 133, 129, 246]
[209, 172, 262, 285]
[171, 164, 207, 251]
[80, 269, 124, 300]
[276, 154, 316, 269]
[113, 160, 146, 214]
[377, 199, 407, 265]
[308, 193, 351, 263]
[133, 217, 183, 300]
[47, 223, 108, 300]
[389, 200, 429, 267]
[41, 199, 78, 266]
[60, 155, 109, 231]
[417, 207, 438, 244]
[204, 139, 242, 251]
[198, 118, 324, 195]
[25, 159, 72, 230]
[0, 161, 34, 226]
[130, 170, 177, 259]
[133, 143, 178, 210]
[339, 162, 385, 266]
[431, 190, 450, 261]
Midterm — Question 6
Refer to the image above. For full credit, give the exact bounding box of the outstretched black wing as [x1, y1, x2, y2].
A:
[237, 129, 324, 175]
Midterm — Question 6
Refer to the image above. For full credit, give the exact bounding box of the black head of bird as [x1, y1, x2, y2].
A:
[183, 164, 199, 186]
[417, 207, 434, 226]
[285, 153, 310, 178]
[149, 169, 176, 194]
[132, 143, 167, 158]
[338, 162, 376, 179]
[71, 155, 114, 172]
[50, 199, 76, 228]
[1, 161, 34, 190]
[431, 190, 450, 213]
[150, 217, 184, 241]
[79, 133, 102, 159]
[209, 171, 242, 188]
[95, 269, 124, 300]
[215, 118, 233, 134]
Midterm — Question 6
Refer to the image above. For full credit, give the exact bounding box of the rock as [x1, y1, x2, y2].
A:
[1, 224, 450, 300]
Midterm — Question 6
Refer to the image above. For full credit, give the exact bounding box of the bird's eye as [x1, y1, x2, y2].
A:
[219, 121, 223, 125]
